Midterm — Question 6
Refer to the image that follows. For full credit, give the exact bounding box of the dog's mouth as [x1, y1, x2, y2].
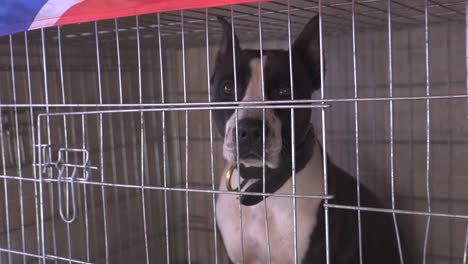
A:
[242, 152, 261, 159]
[239, 152, 265, 167]
[226, 127, 315, 206]
[223, 143, 282, 169]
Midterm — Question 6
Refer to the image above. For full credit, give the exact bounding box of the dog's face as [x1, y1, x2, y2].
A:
[211, 16, 322, 169]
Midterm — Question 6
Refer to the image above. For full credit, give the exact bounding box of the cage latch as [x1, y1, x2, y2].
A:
[35, 146, 98, 224]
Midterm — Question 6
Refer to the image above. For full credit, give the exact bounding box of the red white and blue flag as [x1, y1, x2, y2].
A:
[0, 0, 268, 36]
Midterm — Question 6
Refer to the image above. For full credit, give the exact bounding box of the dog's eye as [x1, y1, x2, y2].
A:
[278, 87, 291, 98]
[223, 81, 234, 96]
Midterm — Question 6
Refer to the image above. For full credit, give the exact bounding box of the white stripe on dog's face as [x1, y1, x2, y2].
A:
[223, 57, 283, 168]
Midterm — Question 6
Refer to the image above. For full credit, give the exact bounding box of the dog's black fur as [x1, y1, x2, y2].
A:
[303, 156, 403, 263]
[212, 15, 405, 264]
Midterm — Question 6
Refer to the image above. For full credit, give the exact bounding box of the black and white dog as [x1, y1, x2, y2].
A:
[212, 16, 404, 264]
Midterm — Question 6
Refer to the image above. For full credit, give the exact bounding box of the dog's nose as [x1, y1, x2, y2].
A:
[237, 119, 268, 145]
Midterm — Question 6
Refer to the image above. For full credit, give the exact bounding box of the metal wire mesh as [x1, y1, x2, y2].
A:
[0, 0, 467, 263]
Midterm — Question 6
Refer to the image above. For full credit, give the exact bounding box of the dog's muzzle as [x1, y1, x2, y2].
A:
[225, 127, 315, 206]
[223, 111, 282, 168]
[236, 119, 269, 160]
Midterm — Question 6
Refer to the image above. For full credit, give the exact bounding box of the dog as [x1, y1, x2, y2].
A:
[211, 16, 404, 264]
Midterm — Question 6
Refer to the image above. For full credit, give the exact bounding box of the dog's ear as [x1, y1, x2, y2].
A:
[293, 16, 323, 89]
[215, 16, 241, 65]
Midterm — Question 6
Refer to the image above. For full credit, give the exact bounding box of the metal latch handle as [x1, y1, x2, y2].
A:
[58, 166, 78, 224]
[35, 146, 97, 224]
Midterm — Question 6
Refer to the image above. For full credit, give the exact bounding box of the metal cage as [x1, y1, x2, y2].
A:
[1, 0, 468, 263]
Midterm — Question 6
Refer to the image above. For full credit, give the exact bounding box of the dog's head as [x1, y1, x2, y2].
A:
[211, 16, 323, 204]
[212, 16, 322, 170]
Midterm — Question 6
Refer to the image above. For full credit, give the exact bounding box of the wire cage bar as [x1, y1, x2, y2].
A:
[0, 0, 468, 263]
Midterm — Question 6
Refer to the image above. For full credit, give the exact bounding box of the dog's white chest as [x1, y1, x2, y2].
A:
[216, 145, 323, 264]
